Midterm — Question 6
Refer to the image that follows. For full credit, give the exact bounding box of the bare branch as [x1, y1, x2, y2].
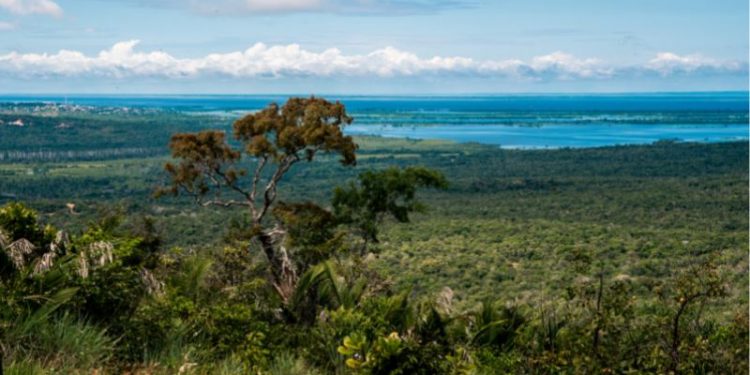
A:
[250, 156, 268, 201]
[214, 168, 250, 198]
[258, 153, 300, 222]
[200, 199, 252, 208]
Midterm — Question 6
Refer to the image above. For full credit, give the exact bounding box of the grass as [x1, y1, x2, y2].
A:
[4, 313, 114, 372]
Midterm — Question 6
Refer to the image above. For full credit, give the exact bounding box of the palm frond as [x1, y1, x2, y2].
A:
[384, 291, 414, 332]
[49, 230, 70, 253]
[291, 261, 334, 310]
[173, 255, 212, 301]
[140, 268, 164, 296]
[77, 251, 89, 278]
[32, 251, 57, 275]
[88, 241, 114, 266]
[7, 238, 35, 269]
[13, 287, 79, 337]
[292, 260, 368, 312]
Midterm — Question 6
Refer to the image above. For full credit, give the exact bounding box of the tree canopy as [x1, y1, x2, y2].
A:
[158, 98, 448, 306]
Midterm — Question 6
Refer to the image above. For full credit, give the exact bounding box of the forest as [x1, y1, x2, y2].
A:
[0, 98, 747, 374]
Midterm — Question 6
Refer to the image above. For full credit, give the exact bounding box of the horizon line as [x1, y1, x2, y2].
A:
[0, 90, 748, 98]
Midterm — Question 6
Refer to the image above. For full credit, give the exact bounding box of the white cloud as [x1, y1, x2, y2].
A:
[125, 0, 464, 15]
[528, 52, 611, 79]
[0, 0, 62, 17]
[646, 52, 745, 76]
[0, 41, 745, 81]
[226, 0, 323, 12]
[0, 20, 15, 30]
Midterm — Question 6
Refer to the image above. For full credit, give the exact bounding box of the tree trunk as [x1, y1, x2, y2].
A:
[256, 232, 297, 305]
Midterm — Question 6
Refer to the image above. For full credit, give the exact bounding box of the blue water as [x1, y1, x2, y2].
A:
[1, 92, 748, 111]
[345, 123, 747, 148]
[1, 93, 747, 148]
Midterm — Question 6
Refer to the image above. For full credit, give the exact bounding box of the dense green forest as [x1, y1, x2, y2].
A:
[0, 99, 747, 374]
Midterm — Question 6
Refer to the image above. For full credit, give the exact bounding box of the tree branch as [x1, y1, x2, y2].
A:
[257, 153, 300, 222]
[215, 168, 251, 201]
[200, 199, 252, 208]
[249, 156, 269, 219]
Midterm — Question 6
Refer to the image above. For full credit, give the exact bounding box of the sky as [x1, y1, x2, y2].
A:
[0, 0, 747, 94]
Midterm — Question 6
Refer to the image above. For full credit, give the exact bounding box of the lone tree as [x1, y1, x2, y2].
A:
[159, 97, 357, 302]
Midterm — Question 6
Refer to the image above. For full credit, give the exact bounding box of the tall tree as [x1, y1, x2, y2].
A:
[159, 97, 357, 302]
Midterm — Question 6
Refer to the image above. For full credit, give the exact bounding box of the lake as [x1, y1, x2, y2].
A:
[344, 123, 747, 149]
[1, 92, 747, 148]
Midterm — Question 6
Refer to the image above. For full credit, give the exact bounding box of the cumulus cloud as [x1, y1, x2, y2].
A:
[646, 52, 746, 76]
[0, 0, 62, 17]
[205, 0, 324, 13]
[528, 52, 611, 79]
[121, 0, 466, 15]
[0, 41, 745, 82]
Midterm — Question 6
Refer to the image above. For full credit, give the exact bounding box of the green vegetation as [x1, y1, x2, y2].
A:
[0, 99, 747, 373]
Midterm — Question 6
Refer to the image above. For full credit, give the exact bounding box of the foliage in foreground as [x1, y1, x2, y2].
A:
[0, 200, 745, 373]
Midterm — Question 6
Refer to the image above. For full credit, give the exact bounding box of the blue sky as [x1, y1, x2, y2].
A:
[0, 0, 747, 93]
